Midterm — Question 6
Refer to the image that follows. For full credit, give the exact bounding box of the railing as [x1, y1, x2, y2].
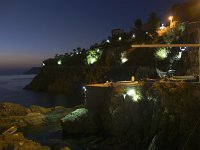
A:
[131, 44, 200, 82]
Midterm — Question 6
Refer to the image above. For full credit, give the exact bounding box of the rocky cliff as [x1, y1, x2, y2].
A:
[25, 66, 107, 95]
[61, 82, 200, 150]
[0, 102, 84, 149]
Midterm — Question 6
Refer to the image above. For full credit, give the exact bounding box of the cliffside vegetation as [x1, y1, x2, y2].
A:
[25, 10, 197, 95]
[60, 82, 200, 149]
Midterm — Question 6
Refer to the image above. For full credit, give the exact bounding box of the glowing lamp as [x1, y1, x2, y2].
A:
[180, 47, 187, 51]
[57, 60, 62, 65]
[90, 58, 96, 64]
[127, 89, 135, 96]
[155, 48, 169, 60]
[121, 58, 128, 63]
[120, 52, 128, 64]
[82, 86, 87, 92]
[168, 16, 173, 21]
[160, 24, 165, 30]
[126, 88, 141, 102]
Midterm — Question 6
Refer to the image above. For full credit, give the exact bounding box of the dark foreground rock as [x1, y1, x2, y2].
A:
[0, 132, 50, 150]
[0, 103, 28, 117]
[0, 102, 83, 129]
[61, 82, 200, 150]
[61, 108, 99, 135]
[0, 102, 85, 149]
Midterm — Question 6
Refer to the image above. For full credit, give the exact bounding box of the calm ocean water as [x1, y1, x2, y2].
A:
[0, 74, 85, 149]
[0, 74, 82, 107]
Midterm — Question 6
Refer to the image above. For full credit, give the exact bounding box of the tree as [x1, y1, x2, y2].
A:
[134, 18, 143, 30]
[147, 12, 161, 35]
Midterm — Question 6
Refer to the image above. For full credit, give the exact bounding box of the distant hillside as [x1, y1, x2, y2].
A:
[23, 67, 40, 75]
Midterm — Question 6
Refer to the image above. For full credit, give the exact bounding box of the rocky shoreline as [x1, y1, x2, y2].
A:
[1, 82, 200, 150]
[0, 102, 83, 149]
[0, 132, 50, 150]
[0, 102, 81, 129]
[60, 82, 200, 150]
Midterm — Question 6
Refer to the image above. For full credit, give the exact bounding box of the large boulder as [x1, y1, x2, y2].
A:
[61, 108, 99, 135]
[45, 106, 74, 122]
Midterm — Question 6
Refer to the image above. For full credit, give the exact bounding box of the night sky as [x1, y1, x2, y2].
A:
[0, 0, 185, 69]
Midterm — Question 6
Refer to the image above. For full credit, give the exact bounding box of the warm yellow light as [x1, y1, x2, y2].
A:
[168, 16, 173, 21]
[168, 16, 174, 28]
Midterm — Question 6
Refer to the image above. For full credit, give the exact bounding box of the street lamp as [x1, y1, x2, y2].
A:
[168, 16, 173, 28]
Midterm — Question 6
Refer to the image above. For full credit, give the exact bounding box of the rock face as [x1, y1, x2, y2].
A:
[25, 67, 86, 94]
[61, 82, 200, 150]
[29, 105, 53, 114]
[0, 103, 28, 117]
[61, 108, 99, 135]
[0, 132, 50, 150]
[0, 103, 46, 128]
[0, 103, 86, 149]
[0, 102, 79, 129]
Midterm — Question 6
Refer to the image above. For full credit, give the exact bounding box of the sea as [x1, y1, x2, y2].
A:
[0, 74, 82, 107]
[0, 73, 85, 149]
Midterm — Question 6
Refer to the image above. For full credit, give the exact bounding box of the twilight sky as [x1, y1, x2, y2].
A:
[0, 0, 185, 69]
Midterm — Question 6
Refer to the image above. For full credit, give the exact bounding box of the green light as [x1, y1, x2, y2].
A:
[57, 60, 62, 65]
[155, 48, 170, 60]
[125, 88, 141, 102]
[90, 58, 96, 64]
[174, 52, 182, 60]
[121, 52, 128, 64]
[61, 108, 88, 122]
[86, 49, 102, 65]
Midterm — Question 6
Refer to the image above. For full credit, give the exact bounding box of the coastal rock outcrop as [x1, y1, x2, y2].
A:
[61, 82, 200, 150]
[61, 108, 99, 135]
[0, 103, 28, 117]
[0, 132, 50, 150]
[0, 102, 80, 129]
